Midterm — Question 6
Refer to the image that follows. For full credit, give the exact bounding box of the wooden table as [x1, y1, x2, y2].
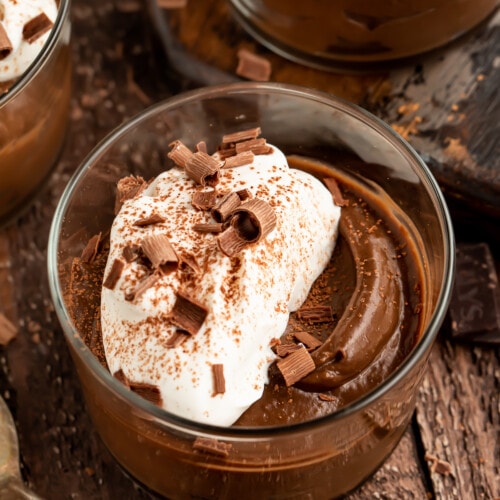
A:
[0, 1, 499, 498]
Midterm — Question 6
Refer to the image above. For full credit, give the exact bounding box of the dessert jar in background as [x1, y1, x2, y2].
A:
[228, 0, 499, 70]
[48, 82, 455, 499]
[0, 0, 72, 227]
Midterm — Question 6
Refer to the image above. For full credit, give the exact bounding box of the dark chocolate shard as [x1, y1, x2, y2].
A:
[81, 233, 102, 264]
[275, 342, 303, 357]
[113, 369, 130, 387]
[122, 244, 141, 263]
[236, 48, 272, 81]
[126, 273, 160, 302]
[449, 242, 500, 343]
[23, 12, 53, 43]
[193, 223, 224, 233]
[165, 330, 189, 348]
[212, 363, 226, 395]
[193, 437, 232, 458]
[115, 175, 147, 214]
[169, 291, 208, 335]
[276, 346, 316, 387]
[103, 258, 125, 290]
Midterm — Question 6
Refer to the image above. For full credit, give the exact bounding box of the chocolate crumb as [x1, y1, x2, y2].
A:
[169, 291, 208, 335]
[81, 233, 102, 264]
[425, 453, 453, 476]
[103, 258, 125, 290]
[178, 252, 202, 274]
[235, 188, 252, 201]
[236, 49, 272, 81]
[23, 12, 53, 43]
[126, 273, 160, 302]
[0, 313, 17, 346]
[196, 141, 207, 153]
[212, 363, 226, 395]
[318, 393, 337, 402]
[193, 437, 232, 458]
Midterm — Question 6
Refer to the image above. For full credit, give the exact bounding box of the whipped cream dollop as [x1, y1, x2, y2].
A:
[101, 144, 341, 426]
[0, 0, 58, 83]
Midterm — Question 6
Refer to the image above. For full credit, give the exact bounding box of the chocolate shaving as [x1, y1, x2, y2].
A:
[276, 346, 316, 387]
[217, 226, 249, 257]
[296, 305, 333, 323]
[222, 127, 261, 144]
[223, 151, 255, 169]
[122, 244, 141, 263]
[115, 175, 147, 214]
[169, 291, 208, 335]
[231, 198, 276, 243]
[141, 234, 178, 269]
[236, 49, 272, 81]
[0, 22, 12, 60]
[185, 151, 222, 186]
[130, 382, 163, 406]
[165, 330, 189, 348]
[293, 331, 323, 350]
[126, 273, 159, 302]
[23, 12, 53, 43]
[323, 177, 348, 207]
[211, 192, 241, 223]
[103, 258, 125, 290]
[168, 140, 193, 168]
[217, 146, 237, 159]
[157, 0, 188, 8]
[193, 223, 224, 233]
[275, 343, 303, 357]
[0, 313, 17, 346]
[133, 213, 166, 227]
[193, 437, 232, 458]
[192, 190, 217, 211]
[235, 138, 272, 155]
[212, 364, 226, 395]
[81, 233, 102, 264]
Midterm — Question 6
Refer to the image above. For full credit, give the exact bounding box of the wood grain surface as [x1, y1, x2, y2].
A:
[0, 1, 499, 498]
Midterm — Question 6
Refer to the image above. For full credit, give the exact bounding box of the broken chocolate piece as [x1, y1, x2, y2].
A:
[0, 22, 12, 60]
[221, 127, 261, 145]
[323, 177, 348, 207]
[193, 223, 224, 233]
[192, 190, 217, 211]
[449, 242, 500, 343]
[0, 313, 17, 346]
[130, 382, 162, 406]
[169, 291, 208, 335]
[133, 213, 166, 227]
[211, 192, 241, 223]
[236, 48, 272, 81]
[141, 233, 178, 269]
[296, 305, 333, 323]
[23, 12, 53, 43]
[293, 331, 323, 350]
[192, 437, 232, 458]
[212, 364, 226, 395]
[217, 226, 249, 257]
[231, 198, 276, 243]
[168, 140, 193, 168]
[81, 233, 102, 264]
[276, 346, 316, 386]
[103, 258, 125, 290]
[185, 151, 222, 186]
[223, 151, 255, 169]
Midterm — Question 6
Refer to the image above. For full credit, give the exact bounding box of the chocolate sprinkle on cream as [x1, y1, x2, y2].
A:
[192, 190, 217, 211]
[212, 363, 226, 395]
[231, 198, 276, 243]
[169, 291, 208, 335]
[81, 233, 102, 264]
[23, 12, 53, 43]
[277, 346, 316, 387]
[211, 192, 241, 223]
[141, 233, 178, 269]
[133, 213, 166, 227]
[193, 437, 232, 458]
[0, 22, 13, 60]
[168, 140, 193, 168]
[0, 313, 17, 346]
[103, 258, 125, 290]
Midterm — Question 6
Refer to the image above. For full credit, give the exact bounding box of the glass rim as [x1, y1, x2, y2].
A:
[0, 0, 71, 108]
[47, 81, 456, 438]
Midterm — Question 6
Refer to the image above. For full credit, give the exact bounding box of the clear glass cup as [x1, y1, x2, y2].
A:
[0, 0, 72, 226]
[228, 0, 498, 71]
[48, 82, 455, 499]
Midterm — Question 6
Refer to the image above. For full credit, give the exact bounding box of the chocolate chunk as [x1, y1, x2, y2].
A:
[185, 151, 222, 187]
[0, 313, 17, 346]
[449, 242, 500, 343]
[221, 127, 261, 144]
[0, 22, 13, 60]
[211, 192, 241, 223]
[276, 346, 316, 387]
[231, 198, 276, 243]
[81, 233, 102, 264]
[169, 291, 208, 335]
[192, 190, 217, 211]
[293, 331, 323, 350]
[23, 12, 53, 43]
[141, 234, 178, 269]
[296, 305, 333, 323]
[133, 213, 166, 227]
[103, 258, 125, 290]
[212, 363, 226, 395]
[167, 140, 193, 168]
[236, 49, 272, 81]
[323, 177, 348, 207]
[223, 151, 255, 168]
[193, 223, 224, 233]
[193, 437, 232, 458]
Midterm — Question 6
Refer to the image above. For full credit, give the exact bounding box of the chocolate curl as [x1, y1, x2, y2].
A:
[192, 190, 217, 211]
[185, 151, 222, 186]
[168, 140, 193, 168]
[0, 23, 13, 60]
[141, 233, 178, 269]
[211, 192, 241, 223]
[231, 198, 276, 243]
[23, 13, 54, 43]
[217, 226, 249, 257]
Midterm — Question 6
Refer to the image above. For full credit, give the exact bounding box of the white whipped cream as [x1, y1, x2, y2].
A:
[101, 145, 340, 426]
[0, 0, 58, 83]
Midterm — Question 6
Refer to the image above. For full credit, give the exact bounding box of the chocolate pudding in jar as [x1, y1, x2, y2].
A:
[48, 83, 455, 499]
[0, 0, 71, 226]
[229, 0, 498, 70]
